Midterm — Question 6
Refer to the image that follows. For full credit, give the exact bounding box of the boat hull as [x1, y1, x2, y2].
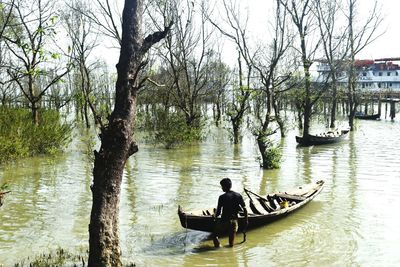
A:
[355, 113, 380, 120]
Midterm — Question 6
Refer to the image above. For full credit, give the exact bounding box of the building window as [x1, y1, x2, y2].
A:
[389, 83, 393, 87]
[379, 72, 382, 76]
[363, 72, 367, 76]
[388, 72, 391, 76]
[396, 72, 399, 76]
[378, 83, 381, 88]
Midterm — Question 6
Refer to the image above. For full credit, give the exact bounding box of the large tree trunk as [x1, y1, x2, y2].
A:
[232, 119, 240, 144]
[88, 1, 140, 263]
[257, 136, 268, 168]
[88, 1, 171, 266]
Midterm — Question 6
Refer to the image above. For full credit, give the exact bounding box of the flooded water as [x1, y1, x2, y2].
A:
[1, 114, 400, 266]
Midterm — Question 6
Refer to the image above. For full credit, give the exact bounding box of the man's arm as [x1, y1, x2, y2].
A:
[243, 207, 248, 225]
[215, 196, 222, 217]
[239, 195, 248, 224]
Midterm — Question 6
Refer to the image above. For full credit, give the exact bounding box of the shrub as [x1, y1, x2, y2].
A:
[255, 131, 282, 169]
[263, 145, 282, 169]
[0, 107, 73, 163]
[142, 108, 203, 149]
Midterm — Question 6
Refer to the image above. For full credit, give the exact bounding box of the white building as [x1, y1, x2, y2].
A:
[314, 58, 400, 92]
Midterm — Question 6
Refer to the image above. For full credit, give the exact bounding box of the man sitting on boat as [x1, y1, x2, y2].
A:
[212, 178, 248, 247]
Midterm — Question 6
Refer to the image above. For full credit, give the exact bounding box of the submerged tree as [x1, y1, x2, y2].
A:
[88, 0, 172, 266]
[252, 0, 291, 168]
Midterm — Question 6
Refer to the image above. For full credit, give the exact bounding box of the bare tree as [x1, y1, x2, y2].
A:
[64, 0, 103, 128]
[72, 0, 122, 47]
[315, 0, 349, 128]
[88, 0, 172, 265]
[280, 0, 325, 142]
[153, 0, 215, 128]
[210, 0, 254, 144]
[208, 53, 231, 127]
[345, 0, 382, 131]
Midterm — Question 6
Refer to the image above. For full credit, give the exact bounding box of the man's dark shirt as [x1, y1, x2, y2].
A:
[216, 191, 245, 221]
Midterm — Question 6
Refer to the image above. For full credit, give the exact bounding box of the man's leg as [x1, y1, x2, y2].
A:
[213, 234, 221, 248]
[228, 220, 238, 247]
[213, 222, 222, 248]
[228, 231, 235, 247]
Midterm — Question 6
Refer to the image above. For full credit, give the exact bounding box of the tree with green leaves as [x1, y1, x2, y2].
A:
[2, 0, 71, 124]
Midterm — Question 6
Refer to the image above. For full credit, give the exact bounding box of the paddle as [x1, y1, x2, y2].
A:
[241, 189, 257, 244]
[244, 188, 269, 202]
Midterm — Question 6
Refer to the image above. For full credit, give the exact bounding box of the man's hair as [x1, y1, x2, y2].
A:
[220, 178, 232, 189]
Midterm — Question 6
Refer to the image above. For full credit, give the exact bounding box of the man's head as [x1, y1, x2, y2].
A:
[220, 178, 232, 192]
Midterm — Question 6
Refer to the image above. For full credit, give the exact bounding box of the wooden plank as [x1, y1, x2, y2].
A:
[274, 193, 306, 202]
[257, 198, 275, 212]
[246, 199, 268, 215]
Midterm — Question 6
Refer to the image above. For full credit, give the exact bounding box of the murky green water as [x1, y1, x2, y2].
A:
[1, 115, 400, 266]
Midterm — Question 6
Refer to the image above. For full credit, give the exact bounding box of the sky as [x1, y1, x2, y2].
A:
[102, 0, 400, 67]
[358, 0, 400, 59]
[244, 0, 400, 60]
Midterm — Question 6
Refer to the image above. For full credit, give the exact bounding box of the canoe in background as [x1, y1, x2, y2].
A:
[296, 129, 349, 146]
[355, 113, 380, 120]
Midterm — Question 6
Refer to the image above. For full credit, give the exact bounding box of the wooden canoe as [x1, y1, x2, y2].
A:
[177, 180, 324, 233]
[296, 129, 349, 146]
